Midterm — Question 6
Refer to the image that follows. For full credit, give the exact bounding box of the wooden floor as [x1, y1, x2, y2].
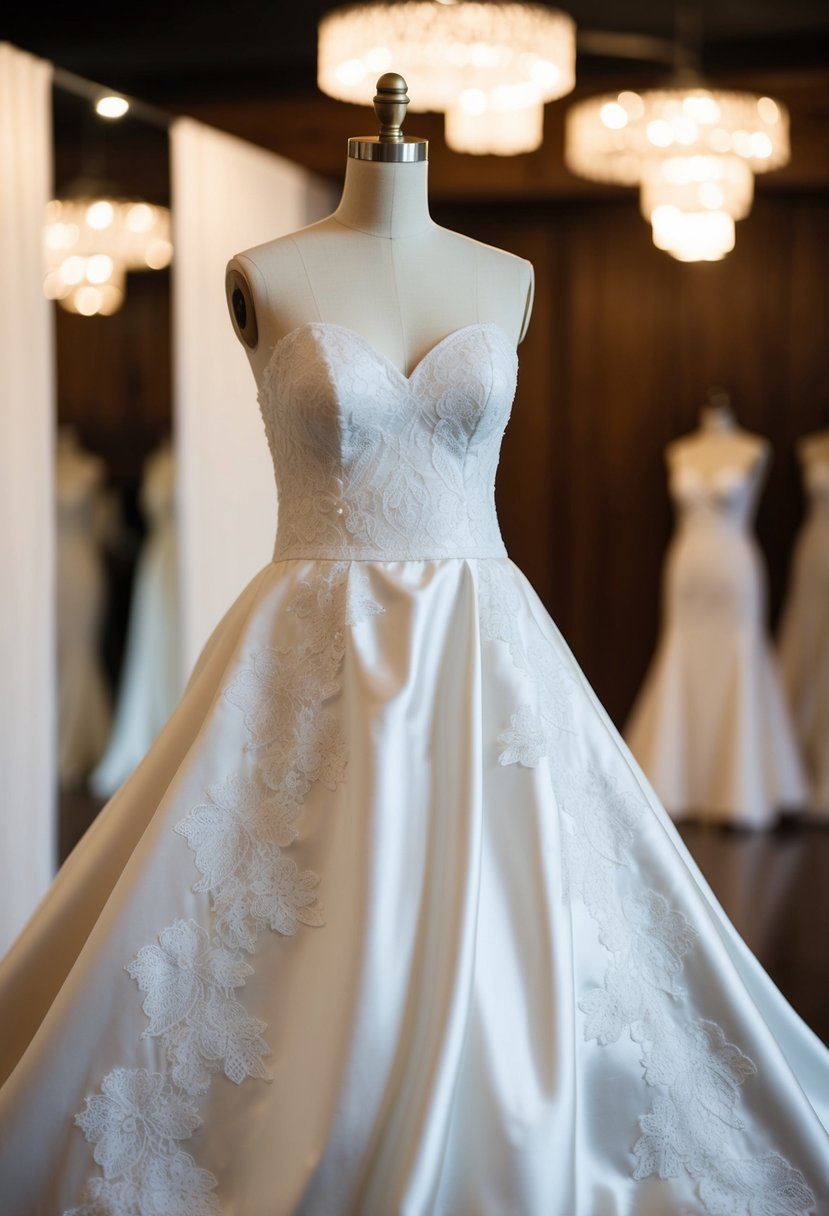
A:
[678, 820, 829, 1046]
[59, 794, 829, 1047]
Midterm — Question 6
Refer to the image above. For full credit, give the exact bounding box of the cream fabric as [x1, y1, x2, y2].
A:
[91, 444, 179, 797]
[0, 43, 56, 954]
[0, 321, 826, 1215]
[626, 461, 806, 828]
[170, 118, 333, 677]
[779, 459, 829, 816]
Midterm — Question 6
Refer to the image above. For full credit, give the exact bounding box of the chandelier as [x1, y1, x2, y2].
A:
[565, 86, 789, 261]
[318, 0, 576, 155]
[43, 193, 173, 316]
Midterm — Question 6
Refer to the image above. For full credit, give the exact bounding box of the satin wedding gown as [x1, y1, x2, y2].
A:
[92, 444, 180, 798]
[626, 460, 806, 829]
[779, 459, 829, 818]
[0, 322, 827, 1216]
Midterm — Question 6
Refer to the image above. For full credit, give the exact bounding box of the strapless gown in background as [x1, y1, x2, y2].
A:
[779, 460, 829, 818]
[92, 444, 181, 798]
[55, 443, 112, 790]
[0, 324, 826, 1215]
[626, 462, 806, 830]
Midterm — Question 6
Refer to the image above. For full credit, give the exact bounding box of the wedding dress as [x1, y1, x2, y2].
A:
[626, 461, 806, 829]
[55, 433, 111, 789]
[0, 322, 827, 1216]
[778, 459, 829, 817]
[91, 443, 180, 798]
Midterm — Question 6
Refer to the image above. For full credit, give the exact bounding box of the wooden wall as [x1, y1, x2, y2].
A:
[436, 191, 829, 725]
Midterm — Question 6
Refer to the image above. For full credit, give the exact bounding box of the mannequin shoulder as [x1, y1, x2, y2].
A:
[441, 228, 534, 344]
[798, 428, 829, 465]
[667, 429, 770, 476]
[225, 223, 332, 350]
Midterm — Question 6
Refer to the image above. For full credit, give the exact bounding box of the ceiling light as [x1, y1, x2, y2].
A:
[318, 1, 575, 154]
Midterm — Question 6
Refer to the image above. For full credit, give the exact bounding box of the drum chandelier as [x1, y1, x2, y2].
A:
[44, 193, 173, 316]
[565, 85, 789, 262]
[318, 0, 576, 155]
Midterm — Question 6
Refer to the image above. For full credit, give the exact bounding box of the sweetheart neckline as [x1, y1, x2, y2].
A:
[262, 320, 516, 385]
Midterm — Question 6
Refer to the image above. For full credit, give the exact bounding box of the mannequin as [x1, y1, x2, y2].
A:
[225, 74, 534, 378]
[626, 389, 805, 827]
[666, 386, 770, 484]
[3, 74, 828, 1216]
[54, 427, 111, 788]
[778, 425, 829, 816]
[798, 426, 829, 469]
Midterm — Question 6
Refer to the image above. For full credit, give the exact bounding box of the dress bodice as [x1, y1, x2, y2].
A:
[257, 321, 517, 561]
[669, 463, 760, 533]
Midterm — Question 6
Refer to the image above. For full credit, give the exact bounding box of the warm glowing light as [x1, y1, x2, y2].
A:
[144, 239, 174, 269]
[445, 99, 544, 155]
[318, 0, 575, 155]
[86, 200, 114, 230]
[95, 95, 129, 119]
[600, 102, 627, 130]
[126, 203, 155, 233]
[641, 155, 753, 222]
[651, 206, 735, 262]
[60, 256, 86, 285]
[86, 254, 115, 284]
[565, 84, 789, 260]
[43, 195, 172, 315]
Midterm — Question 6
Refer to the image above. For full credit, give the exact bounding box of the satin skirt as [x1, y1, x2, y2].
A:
[0, 558, 826, 1216]
[626, 524, 806, 828]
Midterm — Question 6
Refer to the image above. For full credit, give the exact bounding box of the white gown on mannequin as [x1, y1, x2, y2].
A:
[55, 435, 111, 789]
[626, 461, 806, 829]
[1, 323, 827, 1215]
[779, 459, 829, 817]
[92, 444, 180, 798]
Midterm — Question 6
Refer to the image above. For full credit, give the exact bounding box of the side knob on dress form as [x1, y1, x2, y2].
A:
[348, 73, 428, 163]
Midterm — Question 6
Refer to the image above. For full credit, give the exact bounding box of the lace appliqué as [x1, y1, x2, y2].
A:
[260, 323, 515, 560]
[481, 563, 816, 1215]
[478, 560, 576, 764]
[69, 564, 380, 1215]
[68, 1069, 218, 1216]
[127, 919, 271, 1095]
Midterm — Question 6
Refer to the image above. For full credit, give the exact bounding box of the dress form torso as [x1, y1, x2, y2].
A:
[667, 403, 770, 501]
[226, 156, 534, 382]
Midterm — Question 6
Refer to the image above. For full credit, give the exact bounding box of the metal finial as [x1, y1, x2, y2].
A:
[348, 73, 428, 163]
[374, 72, 409, 142]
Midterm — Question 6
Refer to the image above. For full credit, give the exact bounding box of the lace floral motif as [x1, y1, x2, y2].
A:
[68, 1069, 218, 1216]
[127, 919, 270, 1095]
[259, 323, 516, 560]
[176, 775, 323, 952]
[478, 560, 576, 760]
[481, 563, 816, 1215]
[69, 564, 382, 1215]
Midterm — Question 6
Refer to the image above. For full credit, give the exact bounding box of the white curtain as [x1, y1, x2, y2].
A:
[0, 44, 56, 954]
[171, 119, 333, 675]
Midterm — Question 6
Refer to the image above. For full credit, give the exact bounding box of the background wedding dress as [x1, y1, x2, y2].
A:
[55, 432, 111, 789]
[778, 458, 829, 818]
[0, 323, 826, 1215]
[626, 461, 806, 828]
[92, 443, 180, 798]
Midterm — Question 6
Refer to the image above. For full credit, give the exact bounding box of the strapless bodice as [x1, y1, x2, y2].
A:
[669, 463, 759, 532]
[257, 322, 517, 561]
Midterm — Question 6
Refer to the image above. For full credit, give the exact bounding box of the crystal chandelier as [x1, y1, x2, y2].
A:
[565, 86, 789, 261]
[318, 0, 576, 155]
[43, 194, 173, 316]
